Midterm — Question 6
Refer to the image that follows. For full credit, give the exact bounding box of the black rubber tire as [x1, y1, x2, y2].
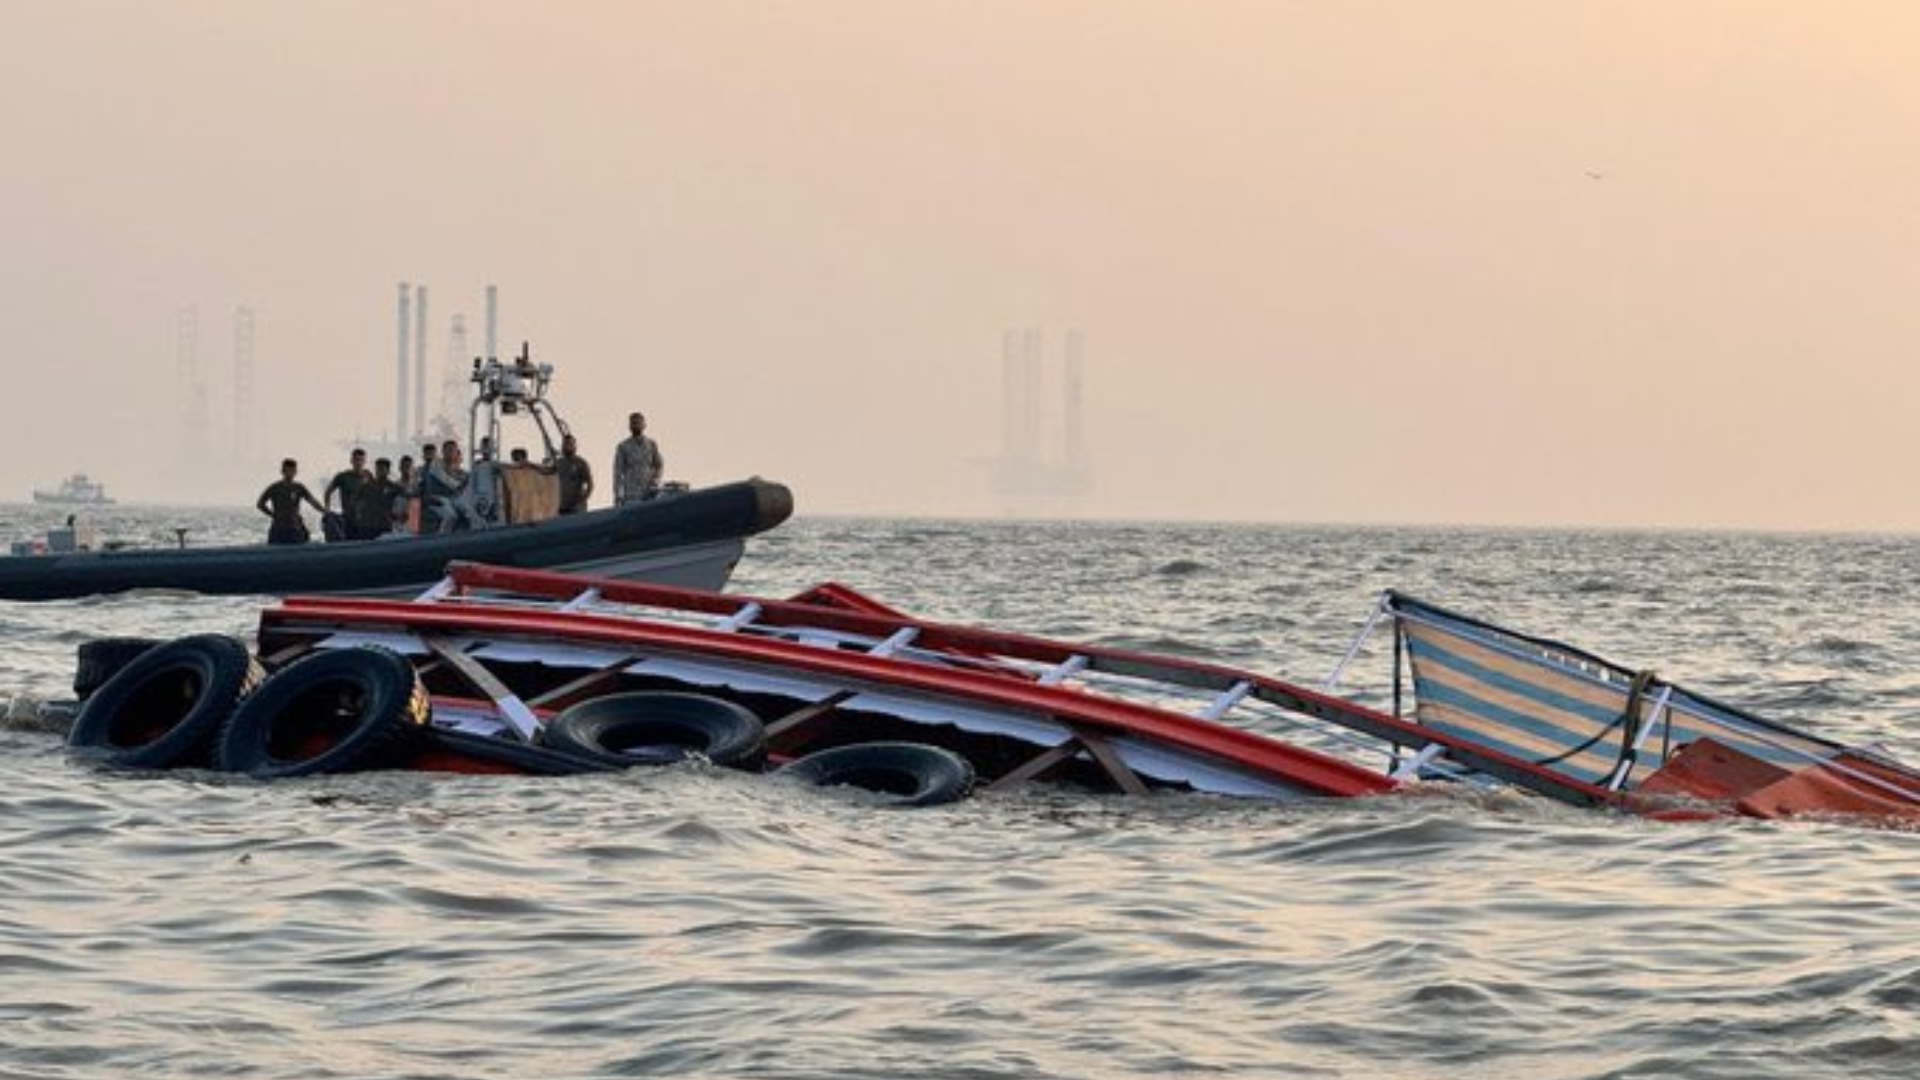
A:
[777, 741, 976, 807]
[67, 635, 263, 769]
[73, 637, 165, 700]
[215, 647, 430, 778]
[414, 728, 618, 776]
[543, 691, 767, 769]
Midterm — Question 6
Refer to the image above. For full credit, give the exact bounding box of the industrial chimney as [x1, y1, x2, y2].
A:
[485, 284, 498, 360]
[395, 283, 411, 441]
[413, 285, 429, 439]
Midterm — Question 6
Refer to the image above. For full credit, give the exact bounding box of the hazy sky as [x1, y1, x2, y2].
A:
[4, 2, 1918, 529]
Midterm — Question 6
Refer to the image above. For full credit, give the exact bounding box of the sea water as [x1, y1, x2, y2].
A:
[1, 508, 1915, 1079]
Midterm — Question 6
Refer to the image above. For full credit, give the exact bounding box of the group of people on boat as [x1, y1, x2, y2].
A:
[256, 412, 665, 545]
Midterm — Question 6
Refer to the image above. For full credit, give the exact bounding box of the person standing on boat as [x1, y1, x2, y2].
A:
[256, 458, 325, 545]
[323, 448, 372, 541]
[555, 433, 594, 514]
[612, 412, 663, 505]
[424, 439, 487, 533]
[393, 455, 418, 533]
[351, 457, 401, 540]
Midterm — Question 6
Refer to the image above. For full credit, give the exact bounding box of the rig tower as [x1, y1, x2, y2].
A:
[395, 283, 412, 442]
[484, 284, 499, 360]
[177, 306, 209, 466]
[232, 306, 256, 463]
[413, 285, 429, 439]
[988, 326, 1092, 513]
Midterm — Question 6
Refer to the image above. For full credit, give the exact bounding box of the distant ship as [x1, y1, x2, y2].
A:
[32, 474, 114, 506]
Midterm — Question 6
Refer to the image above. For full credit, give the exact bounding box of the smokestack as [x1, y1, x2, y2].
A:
[396, 283, 411, 441]
[484, 284, 498, 359]
[178, 306, 205, 470]
[413, 285, 429, 439]
[1020, 326, 1043, 462]
[443, 313, 470, 443]
[1063, 328, 1084, 467]
[233, 306, 255, 463]
[1001, 329, 1019, 459]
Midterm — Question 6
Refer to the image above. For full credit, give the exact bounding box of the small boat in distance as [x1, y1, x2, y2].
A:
[32, 474, 114, 506]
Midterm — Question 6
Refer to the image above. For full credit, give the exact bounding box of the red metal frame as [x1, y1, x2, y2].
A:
[262, 563, 1659, 806]
[251, 563, 1920, 824]
[267, 574, 1393, 797]
[436, 564, 1621, 804]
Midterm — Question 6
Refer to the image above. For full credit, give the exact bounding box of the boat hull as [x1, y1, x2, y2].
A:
[59, 561, 1919, 826]
[0, 478, 790, 601]
[254, 564, 1400, 801]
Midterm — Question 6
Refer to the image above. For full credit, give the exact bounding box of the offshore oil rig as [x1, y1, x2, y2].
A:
[986, 326, 1093, 515]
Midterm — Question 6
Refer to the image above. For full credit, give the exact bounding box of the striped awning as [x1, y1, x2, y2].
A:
[1387, 593, 1841, 790]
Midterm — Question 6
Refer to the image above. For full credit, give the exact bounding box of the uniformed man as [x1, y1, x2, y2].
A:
[323, 448, 372, 540]
[611, 412, 663, 505]
[555, 433, 594, 514]
[256, 459, 325, 545]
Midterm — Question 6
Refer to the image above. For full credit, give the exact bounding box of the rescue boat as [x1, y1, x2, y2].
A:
[0, 479, 791, 601]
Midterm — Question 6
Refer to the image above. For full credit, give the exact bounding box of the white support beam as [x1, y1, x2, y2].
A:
[715, 602, 763, 633]
[1200, 680, 1252, 722]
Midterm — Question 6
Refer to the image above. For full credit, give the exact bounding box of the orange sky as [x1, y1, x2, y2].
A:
[3, 2, 1917, 529]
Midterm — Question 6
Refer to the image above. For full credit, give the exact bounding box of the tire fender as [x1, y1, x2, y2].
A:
[215, 646, 430, 778]
[73, 637, 164, 700]
[778, 741, 976, 807]
[543, 691, 767, 770]
[67, 635, 263, 769]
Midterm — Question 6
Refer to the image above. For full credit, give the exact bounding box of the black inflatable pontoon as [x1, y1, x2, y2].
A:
[0, 477, 792, 602]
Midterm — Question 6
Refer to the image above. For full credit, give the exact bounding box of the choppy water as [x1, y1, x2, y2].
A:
[2, 506, 1916, 1079]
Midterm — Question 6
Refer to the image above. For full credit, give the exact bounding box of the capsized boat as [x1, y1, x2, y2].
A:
[0, 479, 791, 601]
[62, 564, 1919, 824]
